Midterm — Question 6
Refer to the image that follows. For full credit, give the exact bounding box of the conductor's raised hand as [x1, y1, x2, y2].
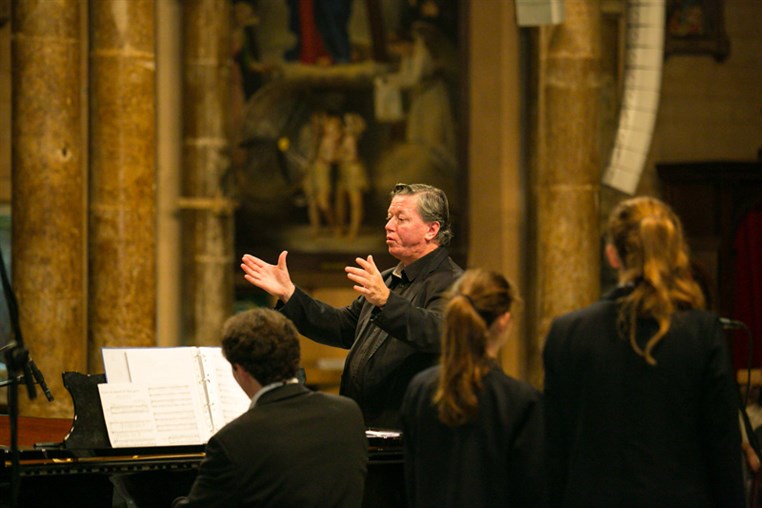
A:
[241, 251, 296, 303]
[345, 255, 391, 308]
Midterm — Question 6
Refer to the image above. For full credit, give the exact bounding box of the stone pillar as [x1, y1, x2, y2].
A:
[468, 0, 527, 379]
[181, 0, 234, 345]
[156, 0, 183, 347]
[11, 0, 85, 417]
[532, 1, 602, 385]
[88, 0, 156, 370]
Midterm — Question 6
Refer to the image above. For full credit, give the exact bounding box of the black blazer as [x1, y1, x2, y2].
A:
[280, 246, 462, 428]
[401, 365, 545, 508]
[543, 287, 745, 507]
[173, 384, 368, 508]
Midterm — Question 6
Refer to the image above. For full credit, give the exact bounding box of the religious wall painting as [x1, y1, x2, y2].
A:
[228, 0, 464, 278]
[665, 0, 729, 61]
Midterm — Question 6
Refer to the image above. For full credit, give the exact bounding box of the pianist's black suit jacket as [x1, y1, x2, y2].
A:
[173, 383, 368, 508]
[543, 286, 745, 508]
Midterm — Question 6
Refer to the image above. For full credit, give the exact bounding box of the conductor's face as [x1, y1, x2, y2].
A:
[385, 194, 440, 266]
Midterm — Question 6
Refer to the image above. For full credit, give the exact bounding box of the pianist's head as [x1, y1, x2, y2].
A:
[221, 308, 301, 396]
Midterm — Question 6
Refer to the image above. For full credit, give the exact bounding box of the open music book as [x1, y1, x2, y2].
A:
[98, 347, 251, 448]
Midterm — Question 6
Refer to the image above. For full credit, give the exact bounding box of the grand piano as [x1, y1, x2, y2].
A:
[0, 372, 404, 508]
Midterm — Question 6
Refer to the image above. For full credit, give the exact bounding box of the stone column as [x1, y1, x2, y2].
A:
[532, 1, 602, 385]
[11, 0, 85, 417]
[181, 0, 234, 345]
[156, 0, 183, 347]
[468, 0, 526, 379]
[88, 0, 156, 370]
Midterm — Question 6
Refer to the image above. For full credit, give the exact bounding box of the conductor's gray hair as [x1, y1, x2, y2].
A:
[390, 183, 453, 246]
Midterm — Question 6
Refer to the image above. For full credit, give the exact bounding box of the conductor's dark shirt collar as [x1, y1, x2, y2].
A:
[392, 246, 448, 284]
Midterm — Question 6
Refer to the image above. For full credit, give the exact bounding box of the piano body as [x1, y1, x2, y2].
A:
[0, 372, 403, 508]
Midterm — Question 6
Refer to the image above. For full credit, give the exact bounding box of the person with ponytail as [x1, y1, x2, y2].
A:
[543, 196, 745, 507]
[401, 269, 544, 507]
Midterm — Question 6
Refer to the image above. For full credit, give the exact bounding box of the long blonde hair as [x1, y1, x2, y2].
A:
[607, 197, 705, 365]
[434, 269, 518, 426]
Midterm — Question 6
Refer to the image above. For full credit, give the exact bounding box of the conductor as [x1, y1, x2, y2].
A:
[241, 183, 463, 428]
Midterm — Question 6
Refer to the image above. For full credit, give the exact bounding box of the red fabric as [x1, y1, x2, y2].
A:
[731, 208, 762, 371]
[298, 0, 329, 64]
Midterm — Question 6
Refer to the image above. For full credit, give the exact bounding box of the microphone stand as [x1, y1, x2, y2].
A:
[1, 341, 34, 508]
[0, 247, 53, 508]
[722, 317, 762, 503]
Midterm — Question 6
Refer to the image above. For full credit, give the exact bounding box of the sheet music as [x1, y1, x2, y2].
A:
[103, 347, 213, 428]
[100, 346, 251, 447]
[198, 347, 251, 431]
[98, 382, 211, 447]
[103, 347, 203, 385]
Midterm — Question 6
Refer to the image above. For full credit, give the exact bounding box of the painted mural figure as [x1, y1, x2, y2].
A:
[375, 21, 456, 164]
[284, 0, 353, 65]
[667, 0, 706, 36]
[304, 113, 341, 236]
[335, 112, 369, 240]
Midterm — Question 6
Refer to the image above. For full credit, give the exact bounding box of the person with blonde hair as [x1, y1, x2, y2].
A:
[401, 269, 544, 507]
[543, 196, 745, 506]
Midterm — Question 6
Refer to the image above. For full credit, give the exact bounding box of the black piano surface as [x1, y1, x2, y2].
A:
[1, 432, 403, 508]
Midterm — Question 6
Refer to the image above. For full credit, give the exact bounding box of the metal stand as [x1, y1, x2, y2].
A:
[0, 342, 35, 508]
[0, 247, 54, 508]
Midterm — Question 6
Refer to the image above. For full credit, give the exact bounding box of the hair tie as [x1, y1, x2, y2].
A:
[459, 292, 497, 326]
[460, 293, 477, 309]
[461, 293, 488, 321]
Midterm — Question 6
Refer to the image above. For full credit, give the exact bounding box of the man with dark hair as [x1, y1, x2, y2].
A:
[172, 308, 367, 508]
[241, 183, 463, 428]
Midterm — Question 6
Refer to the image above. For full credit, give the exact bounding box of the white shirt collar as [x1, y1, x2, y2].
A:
[250, 377, 299, 409]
